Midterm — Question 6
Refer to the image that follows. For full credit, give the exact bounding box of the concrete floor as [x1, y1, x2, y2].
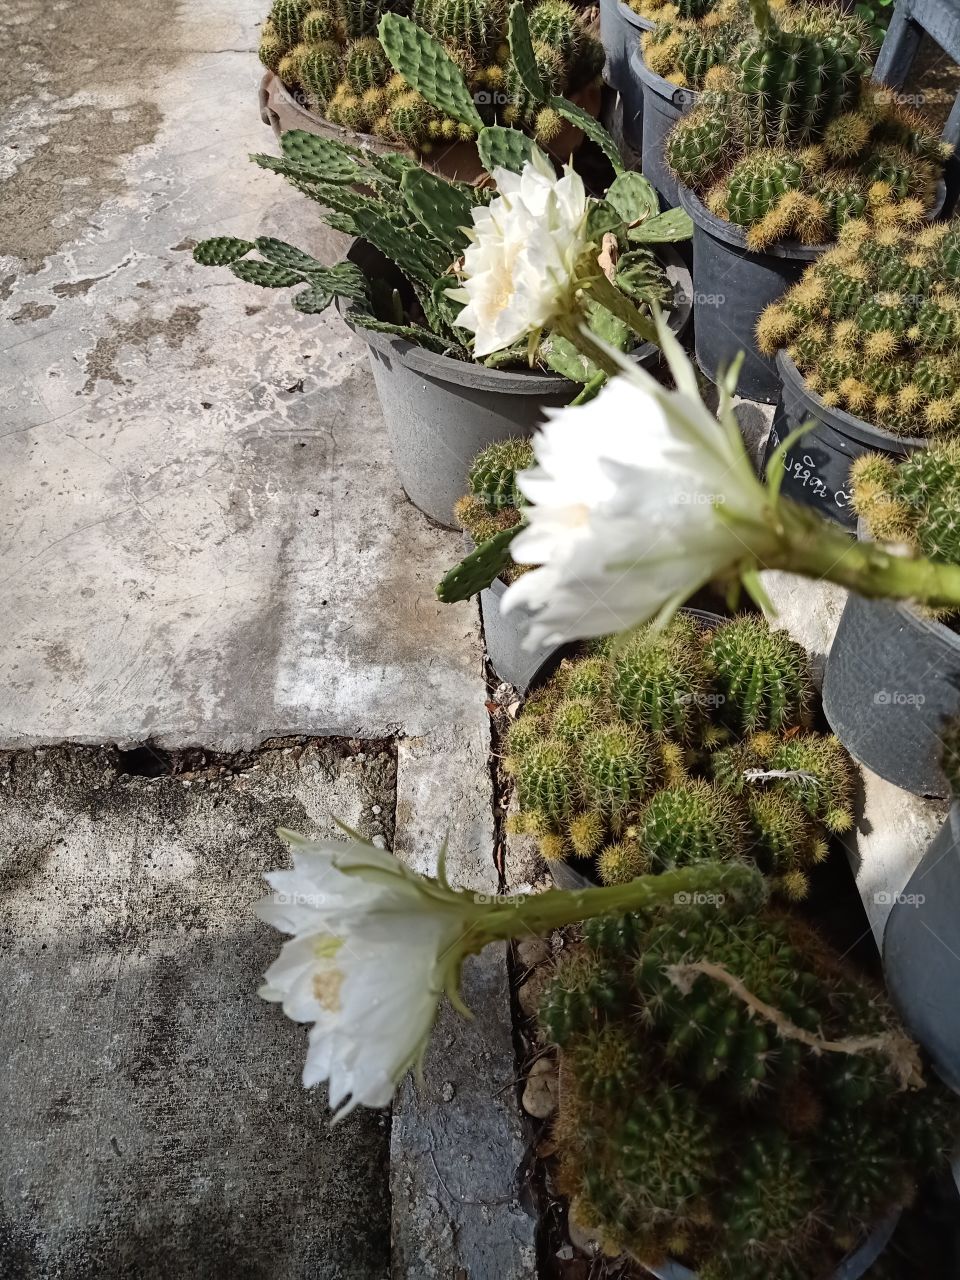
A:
[0, 0, 535, 1274]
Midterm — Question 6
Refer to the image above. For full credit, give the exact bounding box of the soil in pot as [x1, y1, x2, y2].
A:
[763, 352, 927, 529]
[339, 242, 692, 528]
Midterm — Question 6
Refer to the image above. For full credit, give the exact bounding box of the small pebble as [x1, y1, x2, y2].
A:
[441, 1081, 455, 1102]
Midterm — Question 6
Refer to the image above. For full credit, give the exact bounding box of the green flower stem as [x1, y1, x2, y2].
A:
[582, 271, 659, 348]
[770, 498, 960, 608]
[569, 370, 607, 406]
[466, 861, 764, 950]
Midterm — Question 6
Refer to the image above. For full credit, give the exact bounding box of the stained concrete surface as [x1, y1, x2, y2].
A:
[0, 0, 535, 1273]
[1, 742, 395, 1279]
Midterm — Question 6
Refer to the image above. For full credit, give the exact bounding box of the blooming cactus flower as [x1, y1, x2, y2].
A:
[255, 831, 466, 1119]
[449, 149, 592, 358]
[256, 829, 762, 1118]
[501, 319, 777, 648]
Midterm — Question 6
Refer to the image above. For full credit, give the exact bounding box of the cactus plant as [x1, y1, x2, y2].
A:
[705, 615, 812, 734]
[658, 0, 948, 249]
[758, 217, 960, 435]
[261, 0, 605, 157]
[852, 443, 960, 577]
[498, 614, 850, 899]
[540, 898, 957, 1276]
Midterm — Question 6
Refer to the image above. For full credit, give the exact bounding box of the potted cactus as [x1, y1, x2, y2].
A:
[822, 443, 960, 799]
[539, 894, 957, 1278]
[258, 0, 606, 174]
[630, 0, 746, 194]
[195, 11, 693, 526]
[439, 438, 563, 689]
[660, 0, 949, 401]
[759, 219, 960, 527]
[503, 613, 856, 900]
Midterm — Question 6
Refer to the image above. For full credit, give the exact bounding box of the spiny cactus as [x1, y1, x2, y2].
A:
[300, 41, 344, 104]
[541, 900, 957, 1275]
[705, 615, 812, 734]
[608, 620, 709, 741]
[636, 778, 744, 869]
[758, 217, 960, 434]
[503, 615, 852, 899]
[468, 438, 532, 509]
[344, 35, 391, 90]
[414, 0, 507, 54]
[659, 0, 946, 248]
[579, 724, 656, 820]
[852, 444, 960, 575]
[271, 0, 314, 46]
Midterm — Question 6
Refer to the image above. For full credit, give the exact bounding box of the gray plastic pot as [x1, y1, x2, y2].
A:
[463, 535, 561, 691]
[599, 0, 653, 101]
[645, 1212, 900, 1280]
[763, 351, 926, 529]
[340, 244, 692, 528]
[883, 802, 960, 1093]
[678, 183, 827, 403]
[630, 48, 698, 206]
[823, 538, 960, 799]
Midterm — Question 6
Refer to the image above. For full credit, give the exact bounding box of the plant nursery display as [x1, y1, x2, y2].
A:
[664, 4, 944, 250]
[258, 0, 605, 152]
[481, 320, 960, 652]
[822, 444, 960, 797]
[541, 897, 957, 1278]
[196, 7, 694, 524]
[504, 613, 855, 902]
[653, 0, 948, 399]
[256, 827, 763, 1112]
[758, 217, 960, 521]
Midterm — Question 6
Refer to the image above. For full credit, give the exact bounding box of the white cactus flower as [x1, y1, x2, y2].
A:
[449, 150, 591, 358]
[501, 320, 778, 648]
[256, 831, 467, 1119]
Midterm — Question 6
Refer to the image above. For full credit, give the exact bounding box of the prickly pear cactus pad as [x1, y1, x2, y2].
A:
[658, 0, 950, 250]
[759, 220, 960, 435]
[540, 899, 957, 1276]
[259, 0, 604, 152]
[505, 613, 855, 900]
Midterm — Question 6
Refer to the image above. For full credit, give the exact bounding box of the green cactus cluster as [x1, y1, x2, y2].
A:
[505, 613, 855, 900]
[851, 444, 960, 578]
[260, 0, 603, 151]
[540, 897, 957, 1276]
[657, 0, 948, 250]
[758, 219, 960, 435]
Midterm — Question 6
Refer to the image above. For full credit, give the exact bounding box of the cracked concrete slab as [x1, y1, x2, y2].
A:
[0, 741, 395, 1279]
[0, 0, 536, 1274]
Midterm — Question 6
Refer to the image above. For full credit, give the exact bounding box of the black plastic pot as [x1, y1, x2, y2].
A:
[599, 0, 653, 107]
[645, 1212, 900, 1280]
[339, 242, 692, 528]
[823, 542, 960, 799]
[630, 48, 698, 206]
[763, 351, 926, 529]
[883, 802, 960, 1093]
[678, 184, 826, 403]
